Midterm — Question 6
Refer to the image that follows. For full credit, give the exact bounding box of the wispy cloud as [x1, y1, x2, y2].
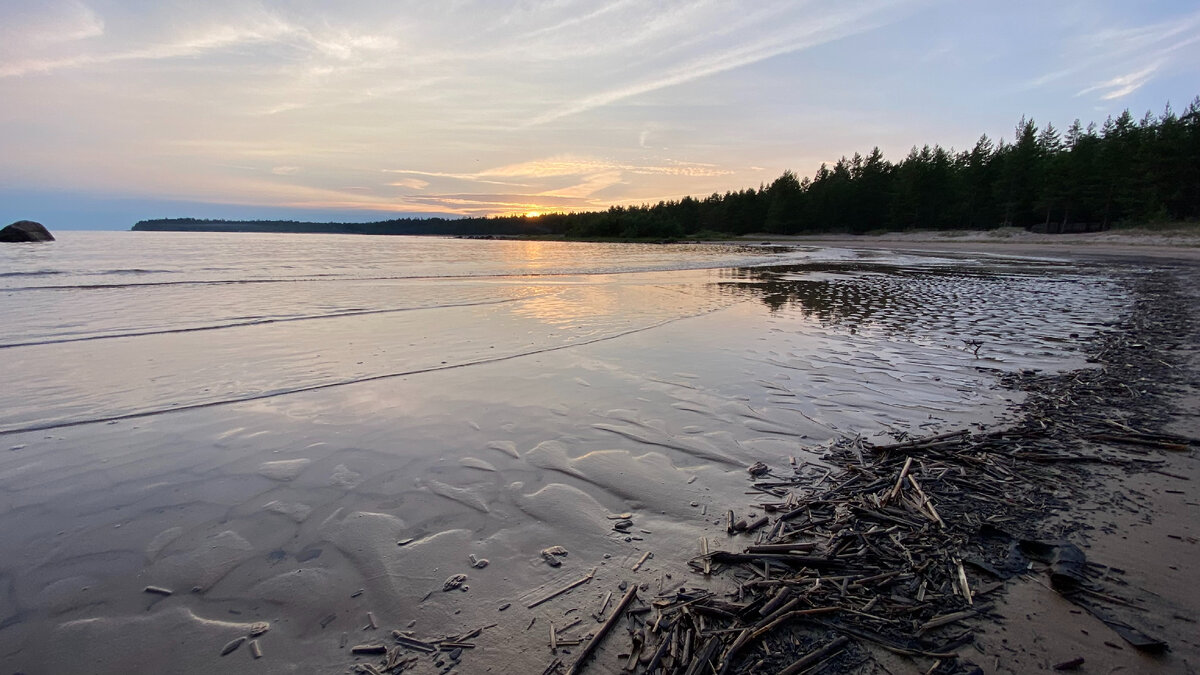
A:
[1084, 10, 1200, 54]
[474, 156, 734, 179]
[0, 1, 104, 49]
[1077, 62, 1162, 100]
[387, 177, 430, 190]
[379, 155, 734, 211]
[523, 1, 906, 126]
[537, 171, 624, 199]
[1, 12, 302, 77]
[1027, 7, 1200, 102]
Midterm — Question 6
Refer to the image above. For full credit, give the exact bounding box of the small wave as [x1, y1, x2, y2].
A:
[0, 249, 798, 293]
[0, 295, 538, 350]
[0, 278, 302, 292]
[96, 268, 173, 275]
[0, 311, 697, 436]
[0, 270, 64, 278]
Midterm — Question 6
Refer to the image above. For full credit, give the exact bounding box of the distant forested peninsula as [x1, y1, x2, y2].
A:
[131, 216, 551, 237]
[134, 97, 1200, 239]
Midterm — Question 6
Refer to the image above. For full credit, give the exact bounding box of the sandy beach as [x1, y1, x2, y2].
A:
[0, 234, 1196, 674]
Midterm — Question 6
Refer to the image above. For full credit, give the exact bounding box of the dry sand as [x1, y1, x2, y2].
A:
[0, 237, 1196, 674]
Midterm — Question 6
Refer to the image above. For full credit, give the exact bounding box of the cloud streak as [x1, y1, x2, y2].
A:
[523, 1, 906, 126]
[1077, 62, 1162, 100]
[1029, 6, 1200, 103]
[1, 10, 302, 77]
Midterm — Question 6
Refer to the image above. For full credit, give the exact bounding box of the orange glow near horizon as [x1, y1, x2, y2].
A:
[525, 211, 542, 218]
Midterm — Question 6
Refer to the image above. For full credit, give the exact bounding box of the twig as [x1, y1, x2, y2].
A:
[778, 635, 851, 675]
[887, 457, 914, 504]
[527, 568, 597, 609]
[565, 585, 637, 675]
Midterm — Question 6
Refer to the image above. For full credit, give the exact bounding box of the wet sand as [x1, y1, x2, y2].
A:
[961, 268, 1200, 675]
[0, 243, 1195, 674]
[749, 226, 1200, 263]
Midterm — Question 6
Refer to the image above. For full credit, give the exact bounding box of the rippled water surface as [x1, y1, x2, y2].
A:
[0, 233, 798, 433]
[1, 233, 1120, 436]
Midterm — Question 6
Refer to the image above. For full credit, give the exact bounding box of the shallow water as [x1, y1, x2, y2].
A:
[0, 233, 1128, 673]
[0, 233, 800, 433]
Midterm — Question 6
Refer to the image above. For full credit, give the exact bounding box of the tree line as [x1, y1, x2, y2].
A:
[135, 96, 1199, 239]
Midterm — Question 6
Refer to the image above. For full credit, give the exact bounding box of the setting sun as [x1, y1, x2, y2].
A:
[525, 211, 541, 218]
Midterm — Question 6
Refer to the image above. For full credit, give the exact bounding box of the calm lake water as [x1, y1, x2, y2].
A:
[0, 232, 1118, 436]
[0, 233, 796, 433]
[0, 232, 1132, 673]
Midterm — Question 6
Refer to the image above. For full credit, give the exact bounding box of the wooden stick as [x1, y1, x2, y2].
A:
[595, 590, 612, 621]
[684, 636, 721, 675]
[745, 543, 818, 554]
[778, 636, 850, 675]
[644, 631, 673, 673]
[744, 515, 770, 532]
[708, 552, 842, 569]
[869, 430, 969, 452]
[907, 475, 945, 528]
[565, 585, 637, 675]
[758, 588, 793, 617]
[955, 559, 973, 605]
[632, 551, 653, 571]
[918, 609, 977, 633]
[887, 457, 914, 504]
[1087, 433, 1190, 451]
[391, 634, 437, 652]
[527, 568, 597, 609]
[723, 598, 802, 661]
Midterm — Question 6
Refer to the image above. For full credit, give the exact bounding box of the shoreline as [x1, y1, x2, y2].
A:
[739, 227, 1200, 262]
[961, 265, 1200, 673]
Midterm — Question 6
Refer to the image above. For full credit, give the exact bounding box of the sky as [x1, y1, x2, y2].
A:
[1, 1, 1198, 230]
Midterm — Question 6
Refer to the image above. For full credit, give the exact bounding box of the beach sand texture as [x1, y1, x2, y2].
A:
[0, 233, 1195, 673]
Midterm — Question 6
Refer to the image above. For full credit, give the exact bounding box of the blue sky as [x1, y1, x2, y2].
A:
[2, 1, 1198, 229]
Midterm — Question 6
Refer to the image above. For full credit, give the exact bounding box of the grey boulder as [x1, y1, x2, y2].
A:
[1, 220, 55, 242]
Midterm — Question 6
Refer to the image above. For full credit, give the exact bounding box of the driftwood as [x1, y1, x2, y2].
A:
[527, 568, 597, 609]
[777, 635, 850, 675]
[564, 585, 638, 675]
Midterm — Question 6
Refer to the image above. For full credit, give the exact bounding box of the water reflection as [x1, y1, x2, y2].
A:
[718, 261, 1124, 365]
[720, 264, 977, 320]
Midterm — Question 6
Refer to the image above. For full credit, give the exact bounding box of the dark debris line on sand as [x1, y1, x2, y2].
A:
[345, 267, 1196, 674]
